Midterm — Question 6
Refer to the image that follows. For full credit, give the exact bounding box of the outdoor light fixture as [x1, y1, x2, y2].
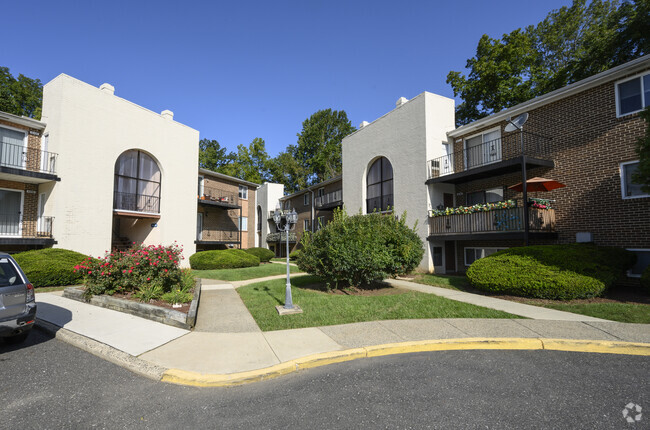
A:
[272, 204, 302, 315]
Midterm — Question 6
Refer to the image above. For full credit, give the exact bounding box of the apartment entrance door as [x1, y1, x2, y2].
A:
[443, 193, 454, 209]
[0, 189, 22, 236]
[444, 240, 456, 273]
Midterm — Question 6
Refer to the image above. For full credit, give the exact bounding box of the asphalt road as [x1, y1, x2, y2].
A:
[1, 329, 648, 429]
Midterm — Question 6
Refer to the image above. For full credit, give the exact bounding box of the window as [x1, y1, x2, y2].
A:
[257, 206, 262, 231]
[114, 150, 161, 213]
[366, 157, 393, 213]
[620, 161, 649, 199]
[317, 216, 325, 230]
[486, 187, 504, 203]
[197, 213, 203, 240]
[466, 187, 504, 205]
[626, 249, 650, 277]
[198, 176, 204, 197]
[0, 125, 27, 169]
[239, 185, 248, 200]
[432, 246, 443, 266]
[616, 72, 650, 116]
[304, 219, 310, 231]
[465, 128, 501, 169]
[304, 193, 310, 205]
[317, 188, 324, 198]
[464, 247, 507, 266]
[239, 216, 248, 231]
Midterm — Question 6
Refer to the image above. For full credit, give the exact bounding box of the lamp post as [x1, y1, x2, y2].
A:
[273, 205, 301, 314]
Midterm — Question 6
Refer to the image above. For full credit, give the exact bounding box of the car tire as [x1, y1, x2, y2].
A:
[4, 331, 30, 344]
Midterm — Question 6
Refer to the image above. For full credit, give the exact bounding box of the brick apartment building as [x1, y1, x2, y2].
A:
[0, 111, 59, 253]
[197, 169, 259, 251]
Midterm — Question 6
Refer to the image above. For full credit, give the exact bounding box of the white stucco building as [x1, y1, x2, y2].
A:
[342, 92, 455, 272]
[41, 74, 199, 263]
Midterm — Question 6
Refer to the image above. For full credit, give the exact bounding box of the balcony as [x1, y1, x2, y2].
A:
[315, 189, 343, 210]
[196, 229, 240, 244]
[199, 185, 240, 209]
[0, 141, 60, 183]
[266, 232, 297, 243]
[113, 192, 160, 218]
[426, 131, 553, 185]
[0, 214, 56, 246]
[428, 206, 556, 241]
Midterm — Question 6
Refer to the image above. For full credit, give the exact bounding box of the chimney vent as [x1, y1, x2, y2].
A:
[161, 110, 174, 120]
[359, 121, 369, 128]
[396, 97, 408, 107]
[99, 83, 115, 95]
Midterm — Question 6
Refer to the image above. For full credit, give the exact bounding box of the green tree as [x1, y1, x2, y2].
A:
[0, 67, 43, 120]
[221, 137, 271, 184]
[632, 107, 650, 193]
[198, 138, 236, 172]
[295, 109, 356, 185]
[268, 147, 308, 194]
[448, 0, 647, 126]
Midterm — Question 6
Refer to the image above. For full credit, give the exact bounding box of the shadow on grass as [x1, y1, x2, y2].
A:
[252, 286, 283, 305]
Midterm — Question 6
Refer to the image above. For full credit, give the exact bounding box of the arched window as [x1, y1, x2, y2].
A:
[114, 150, 161, 213]
[366, 157, 393, 213]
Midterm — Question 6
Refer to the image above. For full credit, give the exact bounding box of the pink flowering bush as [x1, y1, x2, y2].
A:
[76, 243, 185, 300]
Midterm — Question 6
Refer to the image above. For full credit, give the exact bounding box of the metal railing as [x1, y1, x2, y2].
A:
[113, 192, 160, 213]
[0, 141, 58, 175]
[428, 206, 555, 236]
[0, 213, 54, 238]
[199, 185, 239, 206]
[315, 189, 342, 208]
[197, 229, 240, 242]
[426, 131, 551, 180]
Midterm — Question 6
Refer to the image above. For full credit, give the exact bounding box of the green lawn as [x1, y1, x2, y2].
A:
[192, 264, 302, 281]
[541, 303, 650, 324]
[238, 275, 521, 331]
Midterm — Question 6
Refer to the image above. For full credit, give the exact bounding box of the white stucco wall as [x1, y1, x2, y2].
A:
[256, 182, 285, 249]
[41, 74, 199, 265]
[342, 92, 455, 272]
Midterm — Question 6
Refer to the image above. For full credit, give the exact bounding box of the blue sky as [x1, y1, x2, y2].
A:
[4, 0, 569, 157]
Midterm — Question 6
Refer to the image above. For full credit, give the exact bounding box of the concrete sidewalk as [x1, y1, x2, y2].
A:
[34, 277, 650, 386]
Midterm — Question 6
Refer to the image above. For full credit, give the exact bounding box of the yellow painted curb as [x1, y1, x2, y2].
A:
[160, 337, 650, 387]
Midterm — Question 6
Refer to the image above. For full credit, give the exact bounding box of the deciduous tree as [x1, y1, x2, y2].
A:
[0, 67, 43, 119]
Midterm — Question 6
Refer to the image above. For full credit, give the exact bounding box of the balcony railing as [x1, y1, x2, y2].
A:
[0, 141, 58, 175]
[428, 206, 555, 236]
[315, 189, 343, 208]
[427, 131, 551, 180]
[0, 213, 54, 238]
[197, 229, 240, 243]
[199, 185, 239, 207]
[113, 192, 160, 214]
[266, 232, 297, 243]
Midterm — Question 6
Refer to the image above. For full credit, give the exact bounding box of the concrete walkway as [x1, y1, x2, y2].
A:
[34, 277, 650, 385]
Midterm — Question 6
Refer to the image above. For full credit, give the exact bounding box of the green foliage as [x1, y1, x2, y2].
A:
[0, 66, 43, 119]
[294, 109, 356, 185]
[12, 248, 89, 287]
[80, 244, 184, 299]
[268, 149, 308, 194]
[289, 249, 302, 261]
[632, 107, 650, 193]
[448, 0, 647, 126]
[466, 245, 636, 299]
[244, 247, 275, 263]
[134, 283, 164, 302]
[297, 208, 424, 288]
[641, 265, 650, 292]
[198, 138, 236, 172]
[220, 137, 271, 183]
[189, 249, 260, 270]
[161, 289, 193, 305]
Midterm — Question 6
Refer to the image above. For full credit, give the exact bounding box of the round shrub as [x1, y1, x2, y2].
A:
[12, 248, 90, 287]
[189, 249, 260, 270]
[641, 266, 650, 293]
[466, 244, 636, 300]
[244, 247, 275, 263]
[297, 208, 424, 288]
[289, 249, 302, 261]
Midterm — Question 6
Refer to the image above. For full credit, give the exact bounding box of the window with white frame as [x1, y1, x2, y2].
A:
[464, 247, 507, 266]
[304, 219, 310, 231]
[0, 125, 27, 169]
[616, 72, 650, 117]
[465, 128, 501, 169]
[238, 185, 248, 200]
[620, 161, 649, 198]
[198, 176, 204, 197]
[317, 188, 324, 198]
[304, 193, 310, 205]
[626, 249, 650, 277]
[466, 187, 504, 205]
[239, 216, 248, 231]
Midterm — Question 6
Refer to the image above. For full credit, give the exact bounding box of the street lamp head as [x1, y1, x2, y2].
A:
[287, 208, 298, 226]
[273, 204, 282, 228]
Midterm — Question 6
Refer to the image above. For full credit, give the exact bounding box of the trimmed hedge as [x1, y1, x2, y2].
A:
[641, 266, 650, 293]
[298, 208, 424, 288]
[466, 244, 636, 300]
[12, 248, 90, 287]
[189, 249, 260, 270]
[244, 247, 275, 263]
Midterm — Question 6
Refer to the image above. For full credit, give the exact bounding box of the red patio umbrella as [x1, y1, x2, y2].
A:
[508, 177, 566, 192]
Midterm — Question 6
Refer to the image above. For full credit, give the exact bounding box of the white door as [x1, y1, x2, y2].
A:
[465, 135, 483, 169]
[0, 189, 22, 236]
[0, 127, 27, 169]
